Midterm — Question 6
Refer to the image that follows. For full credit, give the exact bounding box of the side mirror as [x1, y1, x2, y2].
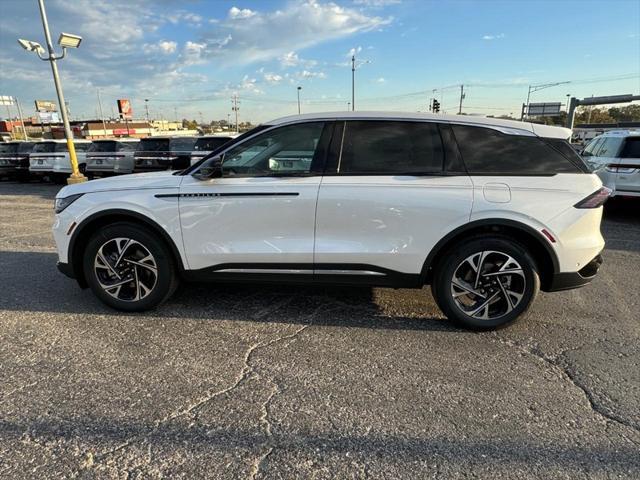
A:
[193, 155, 223, 180]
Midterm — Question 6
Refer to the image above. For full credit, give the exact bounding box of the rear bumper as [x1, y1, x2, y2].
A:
[547, 254, 603, 292]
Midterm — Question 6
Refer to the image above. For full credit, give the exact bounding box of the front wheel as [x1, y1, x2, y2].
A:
[431, 237, 540, 329]
[83, 223, 178, 311]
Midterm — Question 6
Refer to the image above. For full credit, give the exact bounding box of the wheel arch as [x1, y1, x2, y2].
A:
[421, 219, 560, 291]
[68, 209, 185, 288]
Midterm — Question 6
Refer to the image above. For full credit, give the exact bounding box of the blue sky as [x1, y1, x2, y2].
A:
[0, 0, 638, 123]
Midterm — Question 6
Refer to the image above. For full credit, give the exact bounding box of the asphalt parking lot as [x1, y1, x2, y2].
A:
[0, 181, 639, 479]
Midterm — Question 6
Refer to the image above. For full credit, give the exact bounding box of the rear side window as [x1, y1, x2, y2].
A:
[596, 137, 624, 157]
[17, 143, 35, 153]
[619, 137, 640, 158]
[451, 125, 582, 175]
[582, 137, 603, 156]
[117, 142, 137, 152]
[338, 121, 444, 174]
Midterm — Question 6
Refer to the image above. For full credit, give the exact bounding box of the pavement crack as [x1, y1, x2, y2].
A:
[488, 334, 640, 442]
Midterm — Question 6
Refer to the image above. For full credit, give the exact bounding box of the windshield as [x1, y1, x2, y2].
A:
[137, 139, 170, 152]
[0, 144, 19, 154]
[194, 137, 232, 151]
[32, 142, 56, 153]
[88, 141, 117, 153]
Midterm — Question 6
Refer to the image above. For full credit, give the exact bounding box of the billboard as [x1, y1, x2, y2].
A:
[37, 111, 60, 124]
[35, 100, 57, 112]
[117, 99, 133, 119]
[527, 102, 562, 117]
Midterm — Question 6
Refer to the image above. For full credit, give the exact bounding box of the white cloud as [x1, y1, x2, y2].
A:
[375, 77, 385, 83]
[263, 72, 284, 84]
[229, 6, 257, 19]
[193, 0, 391, 65]
[167, 11, 203, 27]
[143, 40, 178, 55]
[298, 70, 327, 80]
[482, 33, 505, 41]
[354, 0, 401, 6]
[348, 46, 363, 56]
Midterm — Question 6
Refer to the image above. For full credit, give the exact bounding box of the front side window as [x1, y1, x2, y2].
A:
[73, 143, 90, 152]
[338, 121, 444, 174]
[221, 122, 325, 176]
[138, 139, 169, 152]
[452, 125, 582, 175]
[582, 137, 603, 156]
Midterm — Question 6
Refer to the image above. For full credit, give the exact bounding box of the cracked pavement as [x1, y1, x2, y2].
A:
[0, 182, 639, 479]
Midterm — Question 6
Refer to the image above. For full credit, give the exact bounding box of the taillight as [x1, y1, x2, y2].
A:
[574, 187, 612, 209]
[605, 164, 638, 174]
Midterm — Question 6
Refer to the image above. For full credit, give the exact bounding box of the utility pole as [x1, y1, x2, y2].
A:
[33, 0, 86, 182]
[458, 85, 465, 115]
[231, 95, 239, 133]
[227, 113, 231, 130]
[144, 98, 150, 122]
[174, 106, 178, 123]
[297, 86, 302, 114]
[97, 88, 107, 137]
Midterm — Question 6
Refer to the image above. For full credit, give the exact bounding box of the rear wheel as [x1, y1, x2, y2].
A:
[431, 236, 540, 329]
[83, 223, 179, 311]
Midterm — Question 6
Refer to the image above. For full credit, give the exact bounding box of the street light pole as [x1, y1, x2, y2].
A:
[297, 86, 302, 114]
[144, 99, 150, 122]
[351, 55, 355, 111]
[36, 0, 86, 183]
[97, 88, 107, 138]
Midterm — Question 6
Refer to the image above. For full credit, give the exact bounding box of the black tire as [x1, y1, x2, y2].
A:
[431, 236, 540, 330]
[83, 222, 179, 312]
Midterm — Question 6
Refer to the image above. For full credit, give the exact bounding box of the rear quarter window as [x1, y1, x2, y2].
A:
[620, 137, 640, 158]
[451, 125, 582, 175]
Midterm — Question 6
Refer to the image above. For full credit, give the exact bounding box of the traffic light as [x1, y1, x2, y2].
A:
[432, 99, 440, 113]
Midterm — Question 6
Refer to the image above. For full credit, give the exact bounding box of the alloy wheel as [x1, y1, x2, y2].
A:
[94, 237, 158, 302]
[450, 250, 526, 320]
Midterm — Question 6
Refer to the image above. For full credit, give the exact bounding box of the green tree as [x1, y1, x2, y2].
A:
[608, 105, 640, 122]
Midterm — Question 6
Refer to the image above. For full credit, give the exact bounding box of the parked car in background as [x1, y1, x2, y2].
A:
[190, 134, 237, 165]
[53, 112, 606, 329]
[133, 136, 196, 173]
[581, 130, 640, 197]
[86, 138, 139, 178]
[30, 139, 91, 183]
[0, 141, 36, 181]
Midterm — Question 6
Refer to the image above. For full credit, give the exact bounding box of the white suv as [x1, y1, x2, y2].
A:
[581, 130, 640, 197]
[53, 112, 607, 329]
[30, 139, 91, 183]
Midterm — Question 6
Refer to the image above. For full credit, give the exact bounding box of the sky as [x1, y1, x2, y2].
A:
[0, 0, 639, 124]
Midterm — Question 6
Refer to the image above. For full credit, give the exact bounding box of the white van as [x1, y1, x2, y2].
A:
[30, 139, 91, 183]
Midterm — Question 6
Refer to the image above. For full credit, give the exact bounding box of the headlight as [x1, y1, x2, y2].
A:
[54, 193, 84, 214]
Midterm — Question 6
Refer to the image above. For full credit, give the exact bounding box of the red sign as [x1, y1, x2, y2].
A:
[113, 128, 135, 135]
[117, 99, 133, 119]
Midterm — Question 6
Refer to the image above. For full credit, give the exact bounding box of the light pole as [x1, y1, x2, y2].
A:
[97, 88, 107, 137]
[297, 86, 302, 114]
[144, 99, 150, 122]
[18, 0, 86, 184]
[521, 81, 570, 120]
[350, 54, 370, 111]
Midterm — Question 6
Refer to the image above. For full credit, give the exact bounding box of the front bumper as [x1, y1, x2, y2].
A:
[547, 254, 603, 292]
[57, 261, 75, 279]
